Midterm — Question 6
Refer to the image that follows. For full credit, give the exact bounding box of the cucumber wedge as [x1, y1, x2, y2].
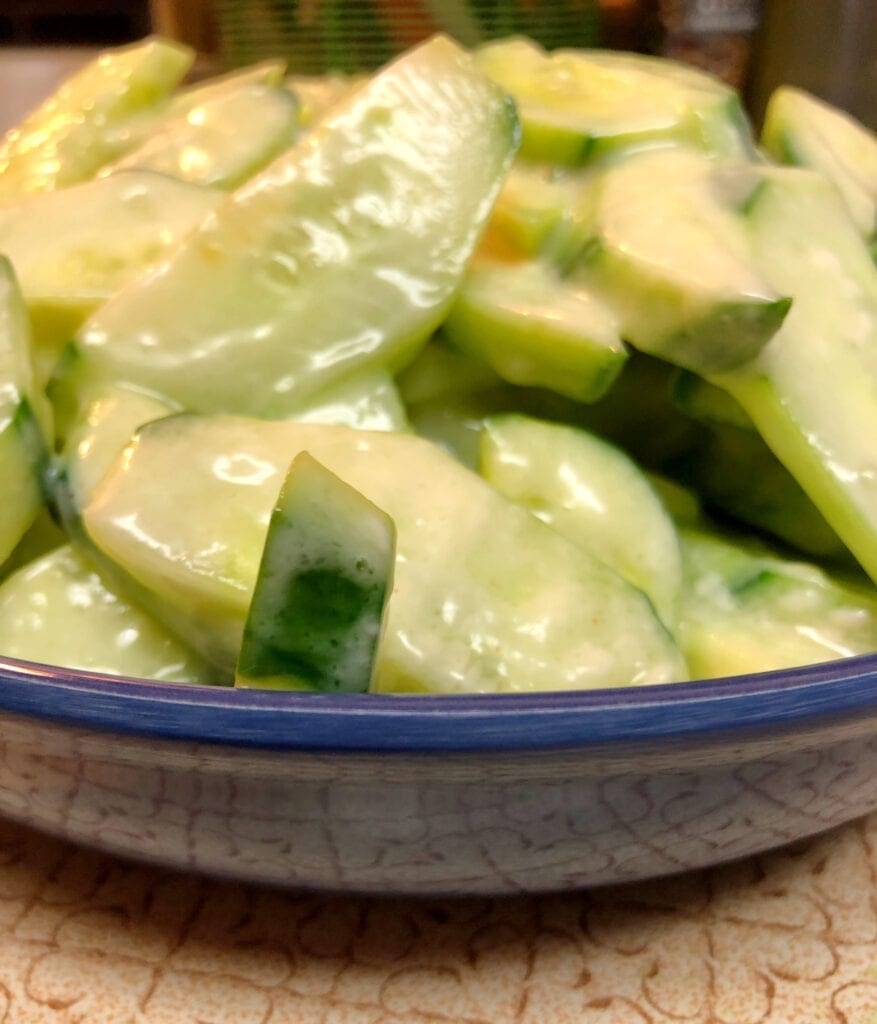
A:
[107, 85, 300, 190]
[480, 414, 682, 629]
[0, 545, 213, 684]
[475, 37, 754, 165]
[396, 341, 503, 407]
[443, 252, 627, 402]
[714, 168, 877, 583]
[288, 371, 409, 432]
[70, 36, 519, 418]
[0, 259, 52, 563]
[236, 453, 396, 692]
[762, 86, 877, 241]
[0, 37, 193, 202]
[557, 149, 791, 374]
[671, 369, 753, 431]
[0, 171, 223, 381]
[82, 416, 686, 692]
[678, 527, 877, 678]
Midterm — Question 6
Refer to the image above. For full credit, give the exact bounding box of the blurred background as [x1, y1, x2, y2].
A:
[0, 0, 875, 128]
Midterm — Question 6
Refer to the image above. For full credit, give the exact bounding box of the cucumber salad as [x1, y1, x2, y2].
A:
[2, 35, 877, 694]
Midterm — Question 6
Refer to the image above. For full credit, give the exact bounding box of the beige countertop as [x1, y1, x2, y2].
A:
[0, 813, 875, 1023]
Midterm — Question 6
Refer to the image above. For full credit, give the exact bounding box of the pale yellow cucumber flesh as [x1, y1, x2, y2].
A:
[0, 37, 193, 201]
[73, 36, 519, 419]
[0, 545, 213, 683]
[480, 414, 682, 630]
[83, 416, 687, 693]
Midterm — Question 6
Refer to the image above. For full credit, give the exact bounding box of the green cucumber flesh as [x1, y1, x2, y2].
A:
[83, 415, 687, 692]
[443, 253, 627, 403]
[0, 545, 213, 683]
[475, 37, 753, 166]
[762, 86, 877, 239]
[480, 413, 682, 630]
[0, 37, 193, 201]
[236, 452, 395, 692]
[107, 85, 300, 190]
[556, 149, 790, 375]
[73, 36, 519, 419]
[671, 369, 753, 431]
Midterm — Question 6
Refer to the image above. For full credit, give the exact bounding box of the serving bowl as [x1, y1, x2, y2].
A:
[1, 652, 876, 895]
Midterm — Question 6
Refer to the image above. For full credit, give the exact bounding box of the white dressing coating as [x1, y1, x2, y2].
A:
[763, 87, 877, 238]
[0, 545, 212, 683]
[480, 415, 682, 630]
[74, 36, 518, 419]
[717, 169, 877, 584]
[0, 38, 193, 201]
[678, 529, 877, 679]
[83, 417, 686, 693]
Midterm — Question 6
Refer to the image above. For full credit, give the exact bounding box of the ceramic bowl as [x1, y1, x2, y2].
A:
[0, 652, 875, 895]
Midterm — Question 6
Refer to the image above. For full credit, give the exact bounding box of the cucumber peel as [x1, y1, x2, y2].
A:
[236, 453, 396, 692]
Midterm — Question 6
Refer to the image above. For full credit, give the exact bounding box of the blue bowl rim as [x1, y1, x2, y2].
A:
[1, 650, 876, 753]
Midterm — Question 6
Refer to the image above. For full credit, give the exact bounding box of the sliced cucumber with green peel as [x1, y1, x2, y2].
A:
[1, 510, 66, 580]
[0, 545, 213, 684]
[0, 37, 193, 202]
[83, 415, 687, 692]
[480, 414, 682, 629]
[236, 453, 396, 692]
[107, 85, 300, 190]
[71, 36, 519, 419]
[557, 149, 790, 375]
[489, 161, 590, 255]
[287, 371, 409, 432]
[714, 168, 877, 583]
[678, 527, 877, 679]
[762, 86, 877, 241]
[0, 260, 52, 564]
[0, 171, 223, 381]
[443, 254, 626, 402]
[475, 37, 753, 166]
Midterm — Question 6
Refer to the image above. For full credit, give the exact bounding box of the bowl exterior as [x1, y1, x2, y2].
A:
[2, 706, 876, 894]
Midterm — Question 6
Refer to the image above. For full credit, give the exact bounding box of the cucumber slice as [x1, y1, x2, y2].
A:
[489, 161, 590, 255]
[762, 86, 877, 241]
[107, 85, 300, 190]
[480, 414, 682, 629]
[714, 168, 877, 583]
[0, 171, 223, 380]
[557, 149, 790, 374]
[285, 73, 360, 127]
[61, 384, 179, 510]
[475, 37, 753, 166]
[0, 260, 52, 563]
[0, 545, 213, 684]
[443, 253, 627, 403]
[396, 342, 503, 407]
[671, 370, 753, 431]
[71, 36, 519, 419]
[83, 415, 686, 692]
[236, 453, 395, 692]
[1, 510, 66, 580]
[0, 37, 193, 202]
[693, 425, 849, 561]
[287, 371, 409, 432]
[678, 527, 877, 678]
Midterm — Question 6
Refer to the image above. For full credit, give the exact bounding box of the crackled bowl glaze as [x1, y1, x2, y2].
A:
[0, 653, 876, 895]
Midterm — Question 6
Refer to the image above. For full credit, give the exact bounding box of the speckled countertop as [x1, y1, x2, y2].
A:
[0, 813, 874, 1023]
